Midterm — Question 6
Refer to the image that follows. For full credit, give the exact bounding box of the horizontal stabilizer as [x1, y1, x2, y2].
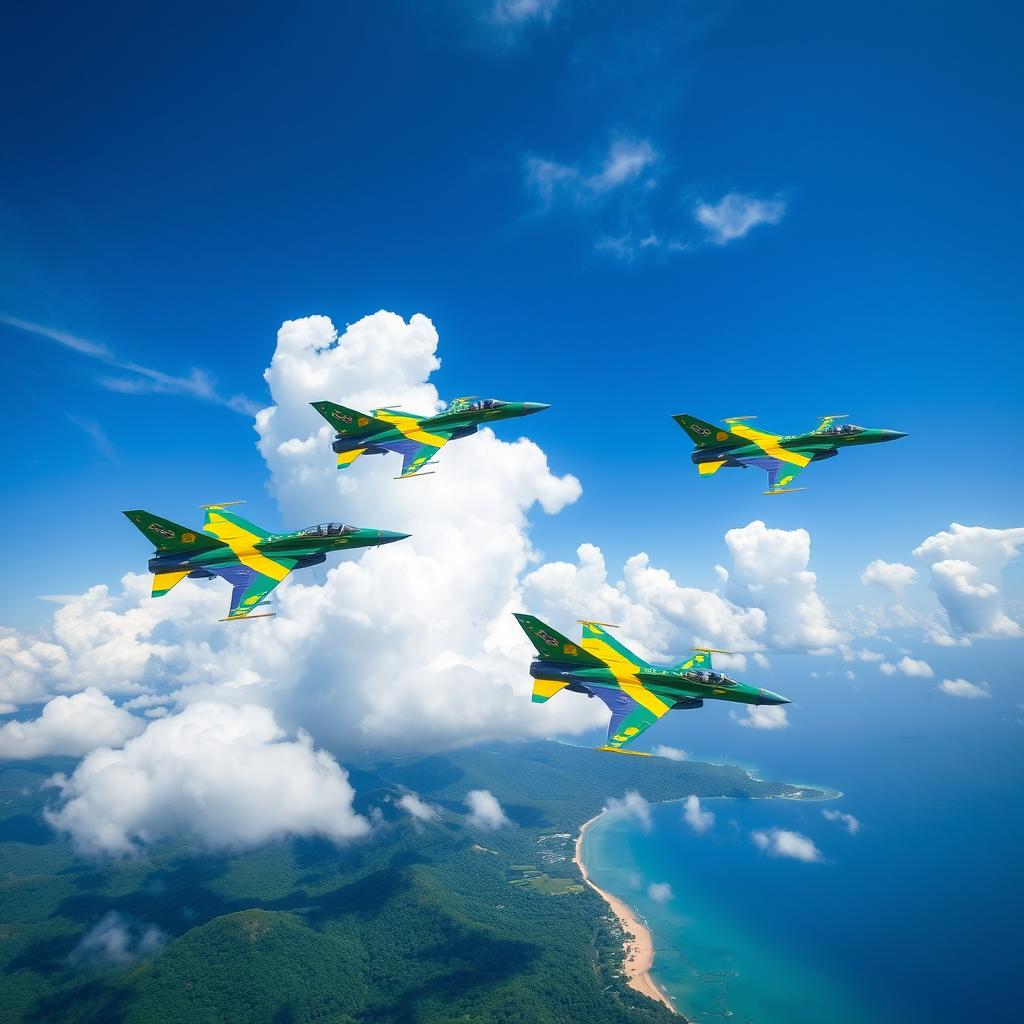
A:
[532, 678, 569, 704]
[152, 569, 190, 598]
[764, 487, 807, 495]
[595, 746, 651, 757]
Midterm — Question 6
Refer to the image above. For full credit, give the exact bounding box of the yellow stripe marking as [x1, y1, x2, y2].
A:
[698, 460, 726, 476]
[729, 424, 811, 468]
[203, 513, 291, 583]
[619, 681, 672, 718]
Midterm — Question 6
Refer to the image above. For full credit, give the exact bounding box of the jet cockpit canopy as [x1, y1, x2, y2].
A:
[297, 522, 357, 538]
[445, 396, 506, 414]
[819, 423, 864, 435]
[690, 669, 738, 687]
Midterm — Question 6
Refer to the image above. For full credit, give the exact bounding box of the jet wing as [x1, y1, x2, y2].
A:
[211, 560, 297, 621]
[593, 687, 669, 755]
[393, 438, 450, 479]
[744, 456, 809, 495]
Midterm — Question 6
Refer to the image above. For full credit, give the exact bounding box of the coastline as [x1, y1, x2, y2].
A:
[574, 814, 677, 1015]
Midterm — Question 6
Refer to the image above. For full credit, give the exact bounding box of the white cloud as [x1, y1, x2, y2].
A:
[0, 689, 144, 760]
[490, 0, 559, 27]
[732, 705, 790, 730]
[751, 828, 822, 862]
[397, 792, 439, 821]
[465, 789, 510, 829]
[861, 560, 918, 593]
[938, 678, 991, 700]
[682, 794, 714, 833]
[0, 314, 258, 415]
[822, 809, 861, 835]
[653, 745, 688, 761]
[724, 521, 844, 651]
[647, 882, 673, 904]
[46, 703, 370, 856]
[604, 791, 653, 832]
[914, 524, 1024, 641]
[694, 193, 785, 245]
[880, 656, 934, 678]
[69, 911, 166, 968]
[525, 138, 658, 210]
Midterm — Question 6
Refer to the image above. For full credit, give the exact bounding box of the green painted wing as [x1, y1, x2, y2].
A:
[397, 439, 449, 478]
[594, 688, 665, 753]
[212, 561, 298, 621]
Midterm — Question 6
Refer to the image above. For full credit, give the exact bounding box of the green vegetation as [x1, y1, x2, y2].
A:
[0, 741, 816, 1024]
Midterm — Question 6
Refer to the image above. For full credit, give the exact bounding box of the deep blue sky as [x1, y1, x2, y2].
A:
[2, 1, 1022, 621]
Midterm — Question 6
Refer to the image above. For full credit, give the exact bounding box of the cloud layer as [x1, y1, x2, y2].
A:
[47, 703, 369, 855]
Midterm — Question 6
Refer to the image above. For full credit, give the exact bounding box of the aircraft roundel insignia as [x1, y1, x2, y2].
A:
[716, 431, 728, 441]
[181, 533, 196, 543]
[563, 644, 577, 655]
[358, 417, 369, 426]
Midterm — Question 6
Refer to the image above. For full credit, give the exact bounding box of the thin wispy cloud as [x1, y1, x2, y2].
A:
[1, 314, 259, 416]
[524, 138, 659, 210]
[67, 414, 119, 464]
[694, 193, 786, 245]
[524, 137, 784, 259]
[490, 0, 560, 27]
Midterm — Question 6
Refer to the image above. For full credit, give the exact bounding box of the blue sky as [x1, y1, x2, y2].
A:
[2, 0, 1022, 622]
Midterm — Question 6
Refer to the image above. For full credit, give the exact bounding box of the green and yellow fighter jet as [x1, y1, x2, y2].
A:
[311, 396, 550, 478]
[674, 413, 907, 494]
[124, 503, 409, 621]
[514, 614, 789, 755]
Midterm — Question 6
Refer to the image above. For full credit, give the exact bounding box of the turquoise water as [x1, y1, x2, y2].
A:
[582, 709, 1023, 1023]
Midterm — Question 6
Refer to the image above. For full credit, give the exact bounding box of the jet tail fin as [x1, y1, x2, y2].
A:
[311, 401, 393, 438]
[513, 614, 604, 665]
[673, 414, 745, 448]
[123, 511, 220, 553]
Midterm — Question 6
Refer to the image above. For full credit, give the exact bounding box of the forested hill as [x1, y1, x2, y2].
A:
[0, 742, 817, 1024]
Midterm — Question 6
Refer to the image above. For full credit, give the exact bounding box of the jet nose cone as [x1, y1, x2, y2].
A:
[377, 531, 411, 546]
[884, 430, 908, 441]
[758, 690, 791, 705]
[523, 402, 550, 415]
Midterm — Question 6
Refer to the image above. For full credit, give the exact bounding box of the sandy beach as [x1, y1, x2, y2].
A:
[574, 815, 677, 1014]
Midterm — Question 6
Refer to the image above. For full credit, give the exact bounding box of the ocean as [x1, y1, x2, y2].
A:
[581, 681, 1023, 1023]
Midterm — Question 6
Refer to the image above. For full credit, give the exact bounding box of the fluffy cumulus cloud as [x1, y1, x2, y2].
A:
[647, 882, 673, 904]
[861, 560, 918, 594]
[682, 794, 714, 833]
[46, 703, 370, 855]
[723, 521, 844, 651]
[732, 705, 790, 730]
[822, 809, 861, 835]
[751, 828, 823, 862]
[69, 911, 167, 968]
[397, 792, 440, 821]
[0, 689, 144, 760]
[604, 791, 653, 832]
[938, 678, 991, 700]
[694, 193, 785, 245]
[465, 789, 510, 829]
[913, 525, 1024, 642]
[879, 656, 934, 678]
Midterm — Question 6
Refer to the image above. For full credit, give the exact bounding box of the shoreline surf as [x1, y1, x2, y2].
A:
[574, 814, 677, 1014]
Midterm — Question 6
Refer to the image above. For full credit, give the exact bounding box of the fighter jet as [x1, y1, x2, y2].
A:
[124, 503, 409, 621]
[513, 614, 789, 755]
[311, 396, 550, 478]
[673, 413, 907, 494]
